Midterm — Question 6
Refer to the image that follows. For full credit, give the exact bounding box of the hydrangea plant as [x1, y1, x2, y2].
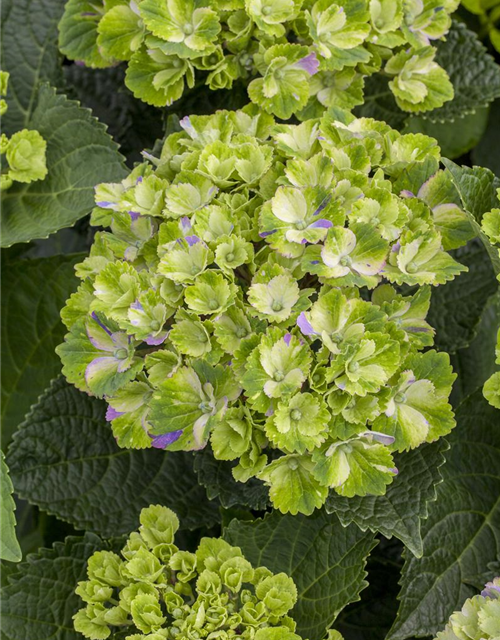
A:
[481, 187, 500, 410]
[58, 0, 457, 117]
[57, 105, 472, 515]
[0, 71, 48, 191]
[74, 504, 301, 640]
[435, 578, 500, 640]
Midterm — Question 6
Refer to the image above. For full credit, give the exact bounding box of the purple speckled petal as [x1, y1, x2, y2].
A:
[129, 211, 140, 221]
[180, 216, 192, 233]
[91, 312, 113, 336]
[313, 195, 332, 216]
[180, 115, 194, 137]
[296, 52, 319, 76]
[308, 219, 333, 229]
[400, 190, 415, 199]
[297, 312, 316, 336]
[310, 260, 320, 265]
[283, 333, 292, 346]
[96, 201, 116, 209]
[106, 405, 125, 421]
[130, 300, 144, 313]
[260, 229, 277, 238]
[265, 406, 274, 417]
[481, 581, 500, 598]
[365, 431, 396, 445]
[185, 235, 200, 246]
[145, 331, 168, 346]
[150, 431, 183, 449]
[389, 467, 399, 475]
[85, 356, 118, 385]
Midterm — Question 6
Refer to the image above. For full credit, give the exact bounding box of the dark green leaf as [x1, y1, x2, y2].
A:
[443, 158, 500, 275]
[0, 533, 110, 640]
[388, 391, 500, 639]
[0, 453, 22, 563]
[472, 99, 500, 177]
[423, 21, 500, 123]
[450, 294, 500, 406]
[336, 539, 403, 640]
[194, 448, 269, 512]
[7, 377, 220, 535]
[428, 239, 498, 353]
[225, 510, 377, 640]
[404, 107, 489, 159]
[0, 0, 65, 134]
[63, 65, 165, 165]
[1, 84, 126, 247]
[1, 254, 82, 446]
[326, 440, 447, 558]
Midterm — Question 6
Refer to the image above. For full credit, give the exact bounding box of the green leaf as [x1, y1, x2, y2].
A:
[404, 107, 489, 159]
[225, 509, 378, 640]
[387, 391, 500, 640]
[6, 377, 220, 536]
[1, 254, 82, 447]
[325, 440, 447, 557]
[472, 99, 500, 178]
[1, 84, 126, 247]
[194, 448, 270, 511]
[0, 533, 113, 640]
[450, 294, 500, 405]
[0, 0, 65, 135]
[0, 452, 22, 563]
[443, 159, 500, 276]
[427, 240, 498, 353]
[421, 21, 500, 123]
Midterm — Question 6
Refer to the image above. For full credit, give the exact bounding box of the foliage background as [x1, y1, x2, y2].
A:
[1, 1, 500, 639]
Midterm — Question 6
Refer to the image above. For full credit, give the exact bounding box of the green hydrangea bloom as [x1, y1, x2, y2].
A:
[0, 127, 47, 190]
[58, 107, 465, 515]
[435, 578, 500, 640]
[74, 506, 300, 639]
[58, 0, 458, 116]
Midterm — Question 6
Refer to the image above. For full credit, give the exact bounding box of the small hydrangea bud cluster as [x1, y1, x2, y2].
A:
[58, 0, 458, 117]
[74, 505, 301, 640]
[481, 188, 500, 411]
[58, 107, 471, 515]
[0, 71, 48, 191]
[435, 578, 500, 640]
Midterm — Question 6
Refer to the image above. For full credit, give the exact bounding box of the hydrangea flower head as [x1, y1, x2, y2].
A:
[57, 106, 469, 515]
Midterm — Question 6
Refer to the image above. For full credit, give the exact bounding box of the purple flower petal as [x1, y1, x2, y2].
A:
[283, 333, 292, 346]
[180, 216, 192, 233]
[389, 467, 399, 475]
[145, 331, 168, 346]
[365, 431, 396, 445]
[308, 219, 333, 229]
[106, 405, 125, 421]
[96, 201, 115, 209]
[260, 230, 277, 238]
[180, 116, 194, 137]
[129, 211, 140, 221]
[297, 312, 316, 336]
[310, 260, 320, 265]
[85, 356, 117, 385]
[313, 195, 332, 216]
[481, 581, 500, 598]
[91, 312, 113, 336]
[296, 52, 319, 76]
[150, 431, 183, 449]
[400, 190, 415, 199]
[185, 235, 200, 246]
